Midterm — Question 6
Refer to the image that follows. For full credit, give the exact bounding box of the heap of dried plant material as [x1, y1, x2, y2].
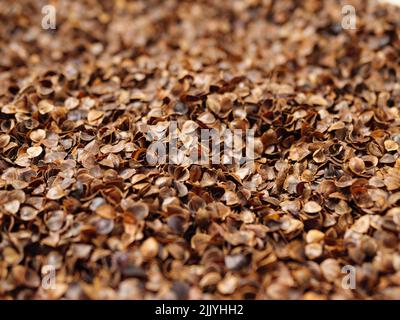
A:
[1, 0, 400, 300]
